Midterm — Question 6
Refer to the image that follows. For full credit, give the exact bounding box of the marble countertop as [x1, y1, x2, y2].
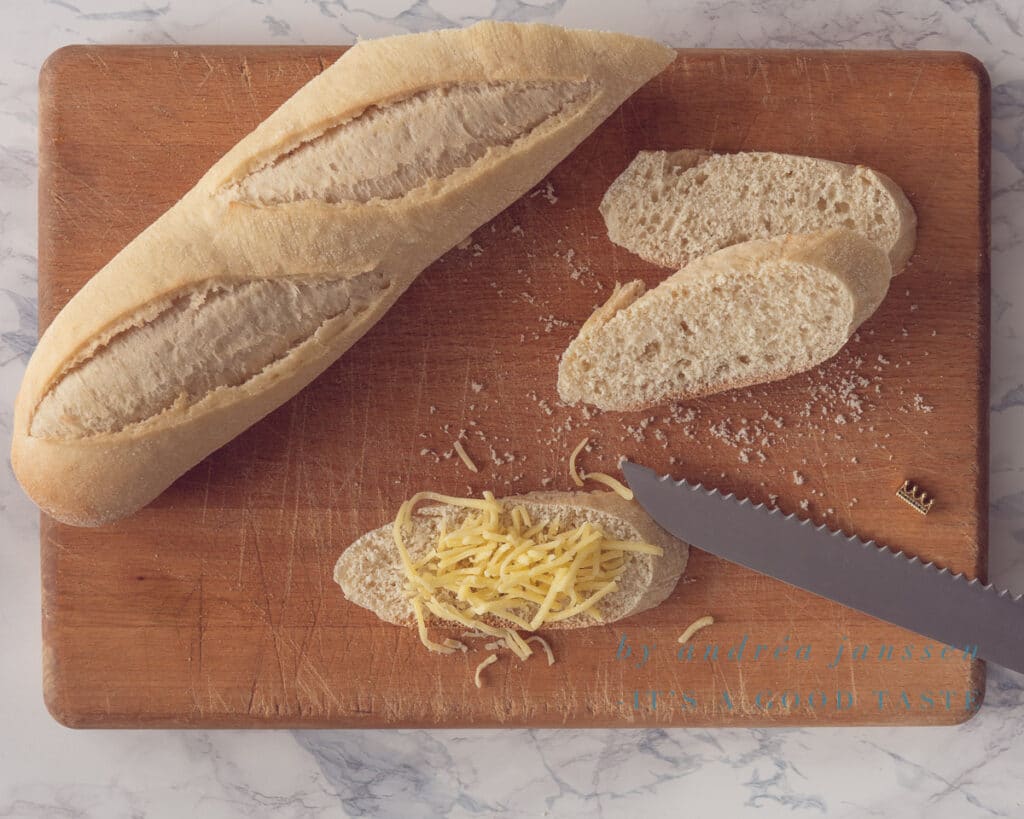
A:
[2, 0, 1023, 816]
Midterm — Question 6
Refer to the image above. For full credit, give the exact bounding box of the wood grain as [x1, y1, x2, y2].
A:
[37, 46, 989, 727]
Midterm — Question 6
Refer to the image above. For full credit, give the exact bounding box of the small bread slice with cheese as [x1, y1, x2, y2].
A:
[600, 150, 916, 273]
[558, 228, 891, 411]
[334, 491, 688, 643]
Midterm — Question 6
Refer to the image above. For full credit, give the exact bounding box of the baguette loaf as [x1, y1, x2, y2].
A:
[334, 491, 688, 629]
[558, 229, 891, 411]
[13, 23, 674, 526]
[601, 150, 916, 272]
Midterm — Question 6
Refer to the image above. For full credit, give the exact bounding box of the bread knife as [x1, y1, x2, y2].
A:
[622, 461, 1024, 674]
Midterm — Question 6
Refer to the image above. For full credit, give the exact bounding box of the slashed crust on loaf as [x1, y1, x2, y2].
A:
[12, 23, 674, 525]
[333, 491, 689, 630]
[558, 229, 892, 411]
[601, 150, 917, 273]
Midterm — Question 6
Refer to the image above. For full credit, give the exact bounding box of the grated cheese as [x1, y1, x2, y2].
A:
[474, 654, 498, 688]
[527, 635, 555, 666]
[677, 615, 715, 645]
[569, 437, 589, 487]
[581, 470, 634, 500]
[393, 491, 663, 658]
[568, 437, 634, 500]
[453, 440, 479, 473]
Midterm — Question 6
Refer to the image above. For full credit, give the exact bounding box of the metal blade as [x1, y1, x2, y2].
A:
[623, 461, 1024, 673]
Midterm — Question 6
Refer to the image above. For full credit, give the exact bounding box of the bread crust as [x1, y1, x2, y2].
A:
[333, 491, 689, 631]
[13, 23, 674, 526]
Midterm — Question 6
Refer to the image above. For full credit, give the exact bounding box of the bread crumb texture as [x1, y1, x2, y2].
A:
[600, 150, 916, 271]
[31, 273, 391, 438]
[231, 82, 593, 205]
[558, 230, 890, 411]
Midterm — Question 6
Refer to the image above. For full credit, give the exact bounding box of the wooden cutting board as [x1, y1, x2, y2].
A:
[38, 45, 989, 727]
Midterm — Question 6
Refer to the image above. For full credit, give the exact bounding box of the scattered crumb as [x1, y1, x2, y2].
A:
[531, 179, 558, 204]
[792, 471, 806, 486]
[912, 394, 934, 413]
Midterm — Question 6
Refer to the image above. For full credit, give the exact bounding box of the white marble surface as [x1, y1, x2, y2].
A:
[2, 0, 1024, 816]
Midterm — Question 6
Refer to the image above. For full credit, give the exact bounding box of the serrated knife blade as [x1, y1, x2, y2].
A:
[622, 461, 1024, 673]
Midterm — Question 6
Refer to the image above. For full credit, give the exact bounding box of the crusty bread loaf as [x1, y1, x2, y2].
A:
[600, 150, 916, 273]
[12, 23, 674, 526]
[334, 491, 688, 629]
[558, 229, 891, 411]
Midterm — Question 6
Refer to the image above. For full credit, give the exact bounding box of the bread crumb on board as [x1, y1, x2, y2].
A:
[912, 393, 934, 413]
[530, 179, 558, 204]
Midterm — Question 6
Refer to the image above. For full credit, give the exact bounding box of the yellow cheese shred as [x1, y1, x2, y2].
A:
[393, 490, 663, 662]
[527, 635, 555, 666]
[677, 615, 715, 645]
[453, 439, 479, 474]
[474, 654, 498, 688]
[569, 437, 589, 487]
[582, 471, 634, 500]
[568, 436, 634, 501]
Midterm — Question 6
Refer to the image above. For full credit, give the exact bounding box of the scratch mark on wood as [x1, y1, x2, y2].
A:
[756, 56, 771, 96]
[85, 52, 110, 73]
[199, 460, 213, 524]
[707, 111, 720, 150]
[907, 65, 924, 103]
[239, 57, 259, 114]
[197, 53, 216, 89]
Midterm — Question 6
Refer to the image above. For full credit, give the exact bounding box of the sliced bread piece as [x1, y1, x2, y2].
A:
[558, 228, 891, 411]
[600, 150, 916, 273]
[334, 491, 688, 630]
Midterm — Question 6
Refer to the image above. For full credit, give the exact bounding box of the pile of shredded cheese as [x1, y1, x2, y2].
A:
[392, 491, 663, 663]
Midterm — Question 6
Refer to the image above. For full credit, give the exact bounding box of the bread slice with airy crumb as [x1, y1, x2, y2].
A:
[600, 150, 916, 273]
[334, 491, 688, 630]
[558, 228, 891, 411]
